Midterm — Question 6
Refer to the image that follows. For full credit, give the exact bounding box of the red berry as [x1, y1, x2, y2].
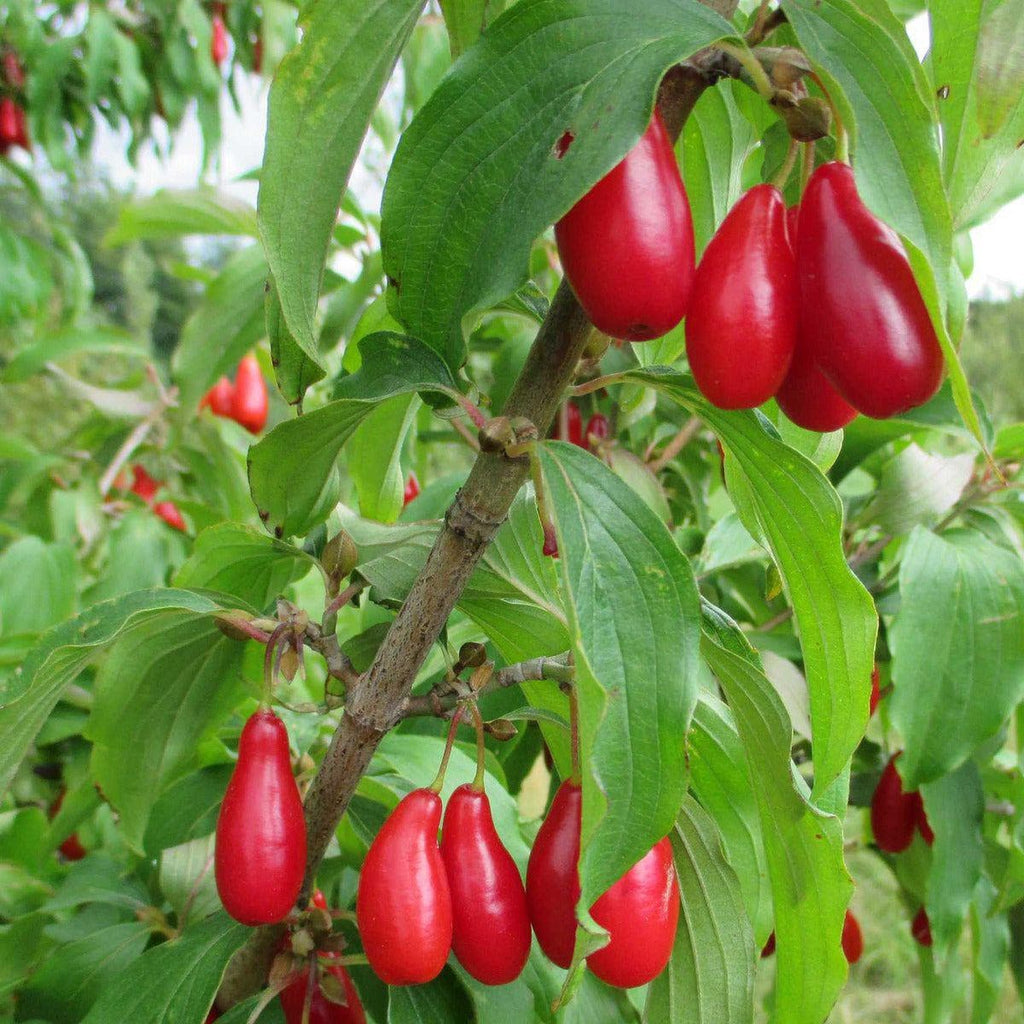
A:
[911, 907, 933, 947]
[584, 413, 609, 448]
[555, 111, 694, 341]
[842, 909, 863, 964]
[586, 835, 680, 988]
[796, 162, 944, 418]
[555, 402, 584, 447]
[440, 784, 531, 985]
[48, 790, 87, 861]
[403, 472, 420, 506]
[356, 789, 452, 985]
[153, 500, 187, 533]
[215, 709, 307, 925]
[311, 889, 328, 911]
[0, 98, 21, 151]
[130, 464, 160, 504]
[775, 332, 858, 432]
[211, 14, 229, 66]
[252, 36, 264, 74]
[526, 782, 581, 968]
[526, 781, 680, 987]
[278, 961, 366, 1024]
[870, 754, 919, 853]
[231, 354, 269, 433]
[761, 931, 776, 957]
[869, 665, 881, 716]
[204, 1009, 221, 1023]
[686, 184, 796, 409]
[913, 792, 935, 846]
[201, 376, 235, 417]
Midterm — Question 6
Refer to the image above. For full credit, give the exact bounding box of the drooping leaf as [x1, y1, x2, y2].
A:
[890, 528, 1024, 787]
[103, 190, 257, 246]
[438, 0, 508, 57]
[0, 537, 77, 638]
[382, 0, 736, 368]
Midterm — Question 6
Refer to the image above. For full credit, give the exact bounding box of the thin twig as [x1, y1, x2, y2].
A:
[649, 416, 702, 473]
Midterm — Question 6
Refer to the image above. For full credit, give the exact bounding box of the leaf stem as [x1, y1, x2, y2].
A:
[469, 702, 486, 791]
[718, 42, 775, 102]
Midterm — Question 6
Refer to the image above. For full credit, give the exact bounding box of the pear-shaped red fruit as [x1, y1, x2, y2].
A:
[231, 354, 269, 433]
[870, 754, 918, 853]
[215, 708, 307, 925]
[775, 335, 858, 432]
[130, 464, 160, 504]
[555, 111, 694, 341]
[201, 376, 235, 417]
[686, 184, 796, 408]
[278, 961, 366, 1024]
[356, 788, 452, 985]
[211, 14, 229, 66]
[525, 781, 581, 968]
[842, 909, 863, 964]
[153, 500, 187, 533]
[796, 162, 944, 418]
[441, 784, 531, 985]
[586, 835, 680, 987]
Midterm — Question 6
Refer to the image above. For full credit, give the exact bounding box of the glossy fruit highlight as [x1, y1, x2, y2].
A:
[526, 781, 581, 968]
[842, 910, 863, 964]
[441, 784, 531, 985]
[215, 708, 307, 925]
[555, 111, 694, 341]
[796, 162, 944, 417]
[686, 184, 796, 408]
[278, 960, 366, 1024]
[587, 835, 680, 987]
[870, 754, 919, 854]
[231, 354, 269, 433]
[356, 788, 452, 985]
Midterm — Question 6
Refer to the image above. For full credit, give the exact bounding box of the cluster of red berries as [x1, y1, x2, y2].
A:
[0, 51, 30, 156]
[356, 773, 678, 989]
[120, 463, 188, 533]
[199, 353, 269, 433]
[556, 113, 944, 432]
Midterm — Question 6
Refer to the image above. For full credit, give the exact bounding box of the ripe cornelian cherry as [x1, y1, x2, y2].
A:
[870, 754, 919, 853]
[130, 464, 160, 504]
[231, 354, 269, 434]
[587, 834, 680, 987]
[211, 14, 229, 66]
[555, 402, 584, 447]
[153, 500, 187, 533]
[0, 98, 24, 153]
[911, 907, 933, 947]
[403, 471, 420, 506]
[555, 111, 694, 341]
[526, 781, 581, 968]
[200, 376, 235, 417]
[915, 798, 934, 846]
[869, 665, 881, 716]
[356, 788, 452, 985]
[215, 708, 307, 925]
[796, 162, 944, 418]
[526, 781, 680, 986]
[842, 910, 863, 964]
[584, 413, 609, 448]
[775, 335, 858, 432]
[687, 184, 796, 408]
[440, 784, 531, 985]
[278, 960, 366, 1024]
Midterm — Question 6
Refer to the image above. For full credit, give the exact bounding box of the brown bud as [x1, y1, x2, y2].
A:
[484, 718, 519, 741]
[269, 951, 299, 989]
[479, 416, 516, 453]
[322, 531, 358, 596]
[214, 610, 258, 641]
[457, 642, 487, 669]
[279, 646, 300, 682]
[289, 928, 315, 958]
[319, 971, 350, 1006]
[778, 96, 832, 142]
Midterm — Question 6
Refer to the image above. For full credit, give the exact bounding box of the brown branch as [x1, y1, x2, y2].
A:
[219, 42, 722, 1010]
[648, 416, 703, 473]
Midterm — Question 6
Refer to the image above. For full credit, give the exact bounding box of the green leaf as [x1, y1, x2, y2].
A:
[86, 611, 245, 852]
[921, 760, 985, 956]
[258, 0, 424, 356]
[80, 913, 248, 1024]
[173, 523, 317, 609]
[348, 395, 419, 523]
[103, 189, 257, 246]
[0, 590, 223, 799]
[644, 798, 754, 1024]
[438, 0, 508, 56]
[85, 511, 178, 606]
[266, 277, 325, 406]
[44, 856, 151, 914]
[969, 876, 1010, 1024]
[83, 9, 119, 106]
[538, 442, 700, 905]
[700, 602, 851, 1024]
[18, 921, 151, 1023]
[248, 333, 456, 537]
[387, 970, 474, 1024]
[172, 245, 269, 410]
[112, 28, 150, 120]
[890, 528, 1024, 787]
[0, 537, 76, 637]
[690, 694, 771, 941]
[381, 0, 735, 368]
[1, 327, 147, 384]
[627, 367, 876, 795]
[143, 766, 232, 857]
[160, 834, 221, 922]
[974, 0, 1024, 139]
